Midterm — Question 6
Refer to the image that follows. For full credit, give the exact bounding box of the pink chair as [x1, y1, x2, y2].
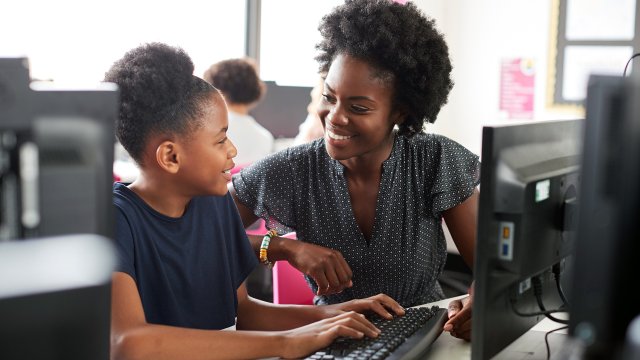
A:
[272, 259, 315, 305]
[235, 169, 314, 306]
[247, 224, 314, 305]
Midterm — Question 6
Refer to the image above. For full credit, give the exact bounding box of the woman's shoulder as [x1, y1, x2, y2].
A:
[400, 132, 478, 171]
[285, 137, 325, 155]
[405, 132, 473, 154]
[260, 138, 326, 164]
[406, 131, 455, 145]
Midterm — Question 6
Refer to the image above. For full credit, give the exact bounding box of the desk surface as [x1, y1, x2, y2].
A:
[416, 296, 572, 360]
[260, 296, 574, 360]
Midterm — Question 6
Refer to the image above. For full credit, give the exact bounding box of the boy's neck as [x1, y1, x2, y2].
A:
[128, 176, 190, 218]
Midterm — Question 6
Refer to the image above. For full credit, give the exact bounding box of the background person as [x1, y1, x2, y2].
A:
[203, 57, 274, 167]
[293, 75, 325, 145]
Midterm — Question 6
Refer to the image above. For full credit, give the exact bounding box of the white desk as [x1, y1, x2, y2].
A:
[416, 296, 572, 360]
[262, 295, 574, 360]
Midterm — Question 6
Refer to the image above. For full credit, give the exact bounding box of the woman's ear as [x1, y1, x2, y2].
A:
[392, 107, 407, 126]
[155, 141, 180, 174]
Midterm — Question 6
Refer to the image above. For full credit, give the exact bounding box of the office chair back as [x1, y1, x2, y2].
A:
[272, 260, 314, 305]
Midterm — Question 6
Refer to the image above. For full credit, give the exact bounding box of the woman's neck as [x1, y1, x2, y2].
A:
[339, 131, 396, 179]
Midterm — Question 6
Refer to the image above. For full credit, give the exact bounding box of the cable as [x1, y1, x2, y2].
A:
[532, 276, 570, 324]
[552, 262, 570, 307]
[545, 325, 569, 360]
[509, 294, 567, 317]
[623, 53, 640, 77]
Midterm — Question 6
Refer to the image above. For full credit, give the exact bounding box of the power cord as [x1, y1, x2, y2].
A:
[545, 325, 569, 360]
[552, 262, 570, 307]
[532, 276, 570, 324]
[509, 291, 567, 318]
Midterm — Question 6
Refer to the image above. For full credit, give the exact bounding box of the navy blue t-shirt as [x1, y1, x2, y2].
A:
[113, 183, 258, 329]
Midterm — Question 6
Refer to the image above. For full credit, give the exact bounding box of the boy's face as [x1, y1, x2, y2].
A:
[178, 93, 237, 196]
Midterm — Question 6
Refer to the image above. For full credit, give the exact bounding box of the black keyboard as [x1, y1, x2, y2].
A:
[305, 306, 448, 360]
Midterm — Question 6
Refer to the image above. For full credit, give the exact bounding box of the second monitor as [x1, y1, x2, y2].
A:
[471, 118, 584, 360]
[0, 57, 117, 241]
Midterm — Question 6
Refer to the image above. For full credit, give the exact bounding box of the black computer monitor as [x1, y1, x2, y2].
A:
[569, 75, 640, 360]
[0, 57, 117, 241]
[0, 234, 115, 360]
[249, 81, 312, 138]
[471, 118, 584, 360]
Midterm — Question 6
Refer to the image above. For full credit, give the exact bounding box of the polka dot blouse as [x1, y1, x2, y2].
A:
[232, 132, 480, 307]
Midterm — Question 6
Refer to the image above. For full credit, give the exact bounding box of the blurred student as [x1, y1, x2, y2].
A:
[203, 58, 274, 167]
[293, 76, 325, 145]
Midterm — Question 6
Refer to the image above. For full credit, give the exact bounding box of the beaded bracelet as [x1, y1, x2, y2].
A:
[259, 229, 278, 268]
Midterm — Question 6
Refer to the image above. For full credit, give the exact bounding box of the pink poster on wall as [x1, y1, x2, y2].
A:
[499, 58, 535, 119]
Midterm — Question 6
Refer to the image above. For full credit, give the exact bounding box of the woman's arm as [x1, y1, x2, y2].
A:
[442, 188, 479, 269]
[228, 182, 353, 295]
[441, 188, 479, 341]
[111, 273, 382, 360]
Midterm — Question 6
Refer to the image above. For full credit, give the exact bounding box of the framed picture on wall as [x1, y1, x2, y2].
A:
[547, 0, 640, 111]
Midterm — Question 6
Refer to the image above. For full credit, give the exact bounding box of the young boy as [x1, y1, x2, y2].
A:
[105, 43, 404, 360]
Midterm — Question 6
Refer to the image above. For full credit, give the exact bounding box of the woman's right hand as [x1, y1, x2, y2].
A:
[285, 240, 353, 295]
[280, 311, 380, 359]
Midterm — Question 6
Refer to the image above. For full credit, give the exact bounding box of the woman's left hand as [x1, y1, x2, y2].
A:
[443, 286, 473, 341]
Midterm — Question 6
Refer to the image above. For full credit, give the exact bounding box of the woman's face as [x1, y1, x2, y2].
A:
[318, 53, 403, 163]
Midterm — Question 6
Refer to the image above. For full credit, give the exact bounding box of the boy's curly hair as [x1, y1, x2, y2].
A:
[203, 58, 266, 105]
[104, 42, 217, 164]
[315, 0, 453, 137]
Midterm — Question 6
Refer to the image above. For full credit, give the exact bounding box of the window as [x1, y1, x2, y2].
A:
[1, 0, 246, 86]
[548, 0, 639, 109]
[259, 0, 342, 86]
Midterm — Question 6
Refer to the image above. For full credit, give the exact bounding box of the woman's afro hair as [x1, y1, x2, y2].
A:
[315, 0, 453, 137]
[104, 42, 216, 164]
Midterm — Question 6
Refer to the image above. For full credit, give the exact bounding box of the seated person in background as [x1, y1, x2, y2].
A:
[106, 42, 405, 360]
[229, 0, 479, 341]
[293, 75, 325, 145]
[203, 57, 274, 167]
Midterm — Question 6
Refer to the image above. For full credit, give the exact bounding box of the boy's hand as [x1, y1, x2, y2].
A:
[281, 311, 380, 359]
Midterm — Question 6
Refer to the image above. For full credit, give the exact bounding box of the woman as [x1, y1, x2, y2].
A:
[230, 0, 479, 341]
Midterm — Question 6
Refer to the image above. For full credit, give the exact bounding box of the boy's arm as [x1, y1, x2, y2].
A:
[111, 272, 284, 360]
[236, 282, 405, 331]
[111, 273, 382, 360]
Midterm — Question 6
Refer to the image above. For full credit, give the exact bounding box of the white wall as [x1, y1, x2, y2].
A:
[413, 0, 583, 156]
[412, 0, 589, 254]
